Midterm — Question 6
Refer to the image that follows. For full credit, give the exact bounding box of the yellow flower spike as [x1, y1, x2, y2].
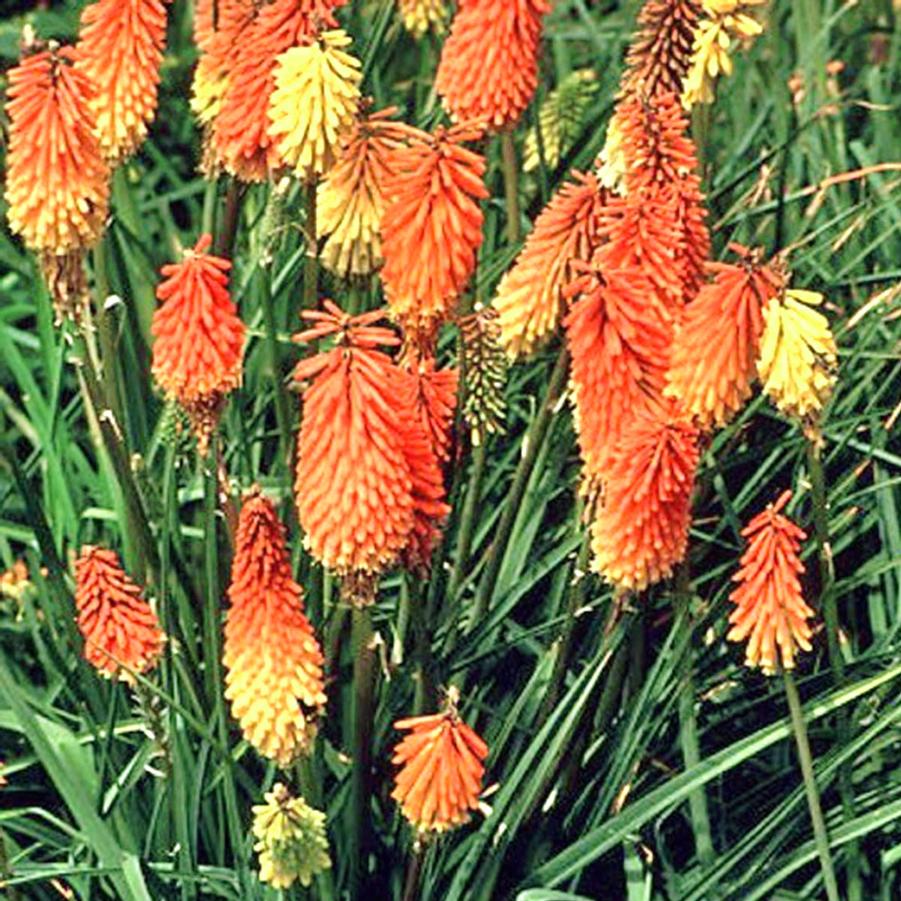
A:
[682, 0, 766, 108]
[398, 0, 447, 37]
[268, 29, 363, 182]
[190, 52, 230, 128]
[252, 783, 331, 889]
[757, 288, 838, 420]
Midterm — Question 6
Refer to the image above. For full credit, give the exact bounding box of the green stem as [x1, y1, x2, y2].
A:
[304, 180, 319, 311]
[348, 605, 377, 897]
[783, 668, 841, 901]
[446, 442, 487, 600]
[91, 242, 126, 437]
[675, 563, 715, 867]
[214, 180, 242, 258]
[259, 264, 293, 473]
[500, 130, 521, 245]
[401, 842, 425, 901]
[807, 436, 859, 896]
[469, 348, 570, 630]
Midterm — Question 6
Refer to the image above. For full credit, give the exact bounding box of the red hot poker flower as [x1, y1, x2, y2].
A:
[294, 302, 415, 575]
[224, 489, 327, 765]
[665, 247, 784, 430]
[151, 234, 246, 453]
[380, 124, 489, 331]
[436, 0, 550, 133]
[392, 694, 489, 833]
[75, 546, 164, 681]
[590, 407, 700, 591]
[76, 0, 169, 162]
[728, 491, 814, 673]
[493, 171, 606, 358]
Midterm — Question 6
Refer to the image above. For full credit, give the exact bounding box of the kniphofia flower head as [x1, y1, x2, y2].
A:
[294, 302, 415, 576]
[392, 689, 489, 833]
[76, 0, 169, 162]
[564, 256, 672, 486]
[682, 0, 765, 107]
[317, 107, 428, 277]
[252, 783, 331, 889]
[210, 0, 349, 181]
[4, 45, 109, 258]
[728, 491, 814, 673]
[380, 124, 489, 330]
[224, 489, 326, 766]
[523, 69, 599, 173]
[757, 288, 837, 421]
[665, 246, 784, 430]
[267, 29, 363, 182]
[436, 0, 550, 132]
[398, 0, 448, 36]
[589, 406, 700, 591]
[493, 171, 606, 358]
[151, 234, 246, 454]
[74, 546, 164, 682]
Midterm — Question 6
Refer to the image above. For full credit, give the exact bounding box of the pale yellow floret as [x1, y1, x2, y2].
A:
[398, 0, 446, 37]
[268, 30, 363, 182]
[757, 288, 837, 419]
[682, 0, 766, 108]
[190, 54, 230, 127]
[597, 110, 628, 192]
[252, 784, 331, 889]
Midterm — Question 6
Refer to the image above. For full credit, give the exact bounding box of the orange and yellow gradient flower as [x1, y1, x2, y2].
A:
[75, 546, 164, 682]
[5, 45, 109, 257]
[493, 171, 605, 358]
[76, 0, 169, 162]
[224, 489, 327, 765]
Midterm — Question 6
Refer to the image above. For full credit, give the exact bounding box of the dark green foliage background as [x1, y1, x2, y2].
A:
[0, 1, 899, 899]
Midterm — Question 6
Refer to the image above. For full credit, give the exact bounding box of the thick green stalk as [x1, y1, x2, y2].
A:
[783, 668, 841, 901]
[304, 180, 319, 310]
[402, 842, 425, 901]
[214, 180, 243, 258]
[446, 441, 487, 600]
[469, 348, 570, 630]
[259, 264, 293, 473]
[91, 242, 126, 437]
[500, 130, 521, 245]
[348, 605, 377, 897]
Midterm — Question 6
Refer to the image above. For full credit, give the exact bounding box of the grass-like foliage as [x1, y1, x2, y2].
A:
[0, 1, 900, 899]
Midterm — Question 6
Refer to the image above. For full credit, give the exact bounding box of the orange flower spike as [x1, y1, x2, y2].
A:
[493, 171, 606, 358]
[74, 546, 164, 682]
[396, 361, 456, 571]
[380, 125, 489, 329]
[76, 0, 169, 163]
[666, 249, 784, 430]
[4, 46, 109, 256]
[392, 696, 489, 833]
[294, 303, 415, 574]
[436, 0, 550, 132]
[210, 0, 349, 181]
[151, 234, 246, 453]
[224, 489, 326, 765]
[564, 258, 672, 483]
[590, 409, 700, 591]
[728, 491, 814, 673]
